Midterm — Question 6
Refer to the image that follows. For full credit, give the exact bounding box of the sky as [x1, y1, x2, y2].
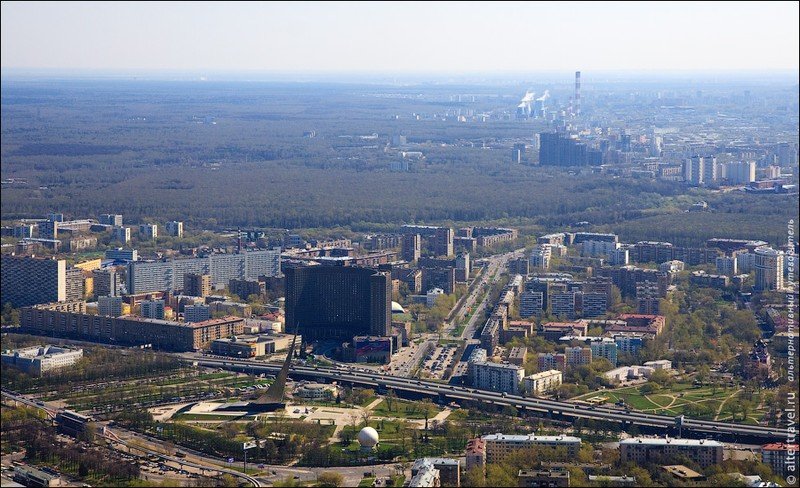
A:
[1, 1, 798, 74]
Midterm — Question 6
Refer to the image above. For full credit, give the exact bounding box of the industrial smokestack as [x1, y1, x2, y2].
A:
[575, 71, 581, 116]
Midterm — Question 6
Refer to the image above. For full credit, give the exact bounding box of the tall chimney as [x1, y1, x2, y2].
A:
[575, 71, 581, 116]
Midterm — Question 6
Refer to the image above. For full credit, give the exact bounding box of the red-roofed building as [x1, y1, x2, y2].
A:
[608, 314, 665, 336]
[540, 322, 588, 341]
[761, 443, 798, 476]
[466, 438, 486, 470]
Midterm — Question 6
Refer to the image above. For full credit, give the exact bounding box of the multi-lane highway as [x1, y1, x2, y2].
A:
[0, 389, 262, 487]
[192, 357, 789, 443]
[445, 247, 525, 340]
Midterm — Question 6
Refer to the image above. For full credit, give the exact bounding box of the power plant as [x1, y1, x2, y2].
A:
[516, 90, 549, 119]
[515, 70, 580, 119]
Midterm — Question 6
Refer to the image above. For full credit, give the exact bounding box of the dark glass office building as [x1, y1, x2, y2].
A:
[285, 266, 391, 341]
[539, 132, 602, 166]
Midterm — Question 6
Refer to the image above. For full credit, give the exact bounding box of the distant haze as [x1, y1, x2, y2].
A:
[2, 1, 798, 75]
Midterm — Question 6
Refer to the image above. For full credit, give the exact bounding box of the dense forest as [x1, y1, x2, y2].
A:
[2, 79, 797, 246]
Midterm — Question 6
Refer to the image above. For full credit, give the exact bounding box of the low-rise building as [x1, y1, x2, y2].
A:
[518, 468, 570, 488]
[483, 434, 581, 464]
[564, 346, 592, 368]
[619, 437, 723, 468]
[293, 381, 338, 401]
[537, 353, 566, 372]
[690, 271, 730, 288]
[471, 361, 524, 395]
[608, 314, 665, 337]
[353, 336, 393, 364]
[21, 305, 244, 351]
[540, 321, 587, 341]
[508, 346, 527, 366]
[643, 359, 672, 370]
[411, 458, 459, 487]
[12, 464, 61, 487]
[407, 459, 440, 487]
[588, 475, 637, 486]
[465, 438, 486, 470]
[1, 345, 83, 376]
[662, 465, 706, 482]
[522, 370, 562, 396]
[211, 333, 301, 358]
[209, 300, 252, 318]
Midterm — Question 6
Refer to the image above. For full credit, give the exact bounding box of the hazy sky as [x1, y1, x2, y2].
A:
[2, 1, 798, 73]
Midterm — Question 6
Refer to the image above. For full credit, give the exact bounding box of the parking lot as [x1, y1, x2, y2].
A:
[421, 343, 458, 380]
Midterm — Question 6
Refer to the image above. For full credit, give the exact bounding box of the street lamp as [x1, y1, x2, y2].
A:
[242, 440, 257, 473]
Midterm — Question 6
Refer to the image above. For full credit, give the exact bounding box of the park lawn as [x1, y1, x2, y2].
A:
[646, 394, 675, 409]
[372, 399, 439, 419]
[358, 478, 376, 487]
[577, 382, 769, 423]
[573, 382, 758, 419]
[361, 396, 379, 407]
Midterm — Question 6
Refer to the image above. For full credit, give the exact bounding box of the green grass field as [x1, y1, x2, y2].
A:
[573, 383, 767, 423]
[371, 399, 440, 419]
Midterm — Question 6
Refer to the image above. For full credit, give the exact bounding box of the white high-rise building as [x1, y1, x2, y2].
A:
[139, 224, 158, 240]
[724, 161, 756, 184]
[702, 156, 717, 183]
[112, 226, 131, 243]
[715, 256, 738, 276]
[165, 221, 184, 238]
[127, 250, 281, 294]
[736, 251, 757, 273]
[529, 245, 552, 269]
[100, 214, 123, 226]
[754, 247, 784, 291]
[609, 247, 630, 266]
[581, 240, 619, 257]
[684, 156, 704, 185]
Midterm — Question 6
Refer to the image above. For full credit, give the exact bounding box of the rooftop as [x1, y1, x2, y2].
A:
[762, 442, 799, 451]
[621, 437, 723, 447]
[662, 465, 705, 480]
[482, 434, 581, 443]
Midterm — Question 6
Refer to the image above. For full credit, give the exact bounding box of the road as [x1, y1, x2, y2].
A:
[445, 247, 526, 339]
[2, 389, 405, 487]
[189, 357, 790, 442]
[1, 390, 261, 487]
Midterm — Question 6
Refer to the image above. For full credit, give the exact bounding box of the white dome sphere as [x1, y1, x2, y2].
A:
[357, 427, 379, 447]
